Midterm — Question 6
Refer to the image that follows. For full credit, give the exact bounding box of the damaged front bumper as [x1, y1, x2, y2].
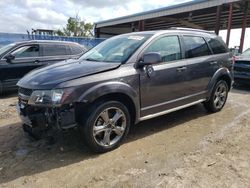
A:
[17, 89, 78, 137]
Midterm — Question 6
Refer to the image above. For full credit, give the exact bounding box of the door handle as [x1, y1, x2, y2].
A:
[34, 60, 40, 64]
[209, 61, 218, 65]
[176, 66, 187, 72]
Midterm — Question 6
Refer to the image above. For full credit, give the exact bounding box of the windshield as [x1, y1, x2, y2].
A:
[80, 34, 152, 63]
[241, 48, 250, 57]
[0, 43, 15, 56]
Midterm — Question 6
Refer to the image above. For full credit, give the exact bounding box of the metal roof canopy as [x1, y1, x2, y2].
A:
[94, 0, 250, 52]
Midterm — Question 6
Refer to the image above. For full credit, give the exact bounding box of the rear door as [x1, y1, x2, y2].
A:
[139, 35, 190, 117]
[0, 44, 43, 90]
[181, 35, 216, 96]
[40, 43, 72, 65]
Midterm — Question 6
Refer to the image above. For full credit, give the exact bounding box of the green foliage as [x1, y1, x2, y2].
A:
[56, 15, 94, 37]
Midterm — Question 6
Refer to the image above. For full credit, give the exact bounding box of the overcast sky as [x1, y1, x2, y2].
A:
[0, 0, 249, 50]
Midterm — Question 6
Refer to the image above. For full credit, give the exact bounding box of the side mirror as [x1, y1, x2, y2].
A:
[138, 52, 161, 67]
[4, 54, 15, 62]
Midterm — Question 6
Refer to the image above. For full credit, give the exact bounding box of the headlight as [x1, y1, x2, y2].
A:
[28, 89, 70, 106]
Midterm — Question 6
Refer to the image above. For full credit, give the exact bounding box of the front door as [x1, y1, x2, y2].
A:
[139, 35, 189, 117]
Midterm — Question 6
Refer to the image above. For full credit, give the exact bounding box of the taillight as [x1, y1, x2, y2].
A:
[232, 56, 236, 65]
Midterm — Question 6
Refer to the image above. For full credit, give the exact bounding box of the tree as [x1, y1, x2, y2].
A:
[56, 15, 94, 37]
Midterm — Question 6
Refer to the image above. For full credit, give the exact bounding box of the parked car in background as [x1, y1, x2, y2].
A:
[17, 28, 233, 153]
[229, 47, 240, 56]
[234, 48, 250, 85]
[0, 40, 87, 94]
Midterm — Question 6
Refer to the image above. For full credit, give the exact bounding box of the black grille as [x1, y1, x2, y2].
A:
[19, 87, 33, 96]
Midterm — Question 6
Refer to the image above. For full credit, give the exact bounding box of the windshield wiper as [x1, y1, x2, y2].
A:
[85, 58, 100, 62]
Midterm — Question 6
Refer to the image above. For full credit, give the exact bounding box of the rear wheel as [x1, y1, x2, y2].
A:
[204, 80, 228, 113]
[81, 100, 131, 153]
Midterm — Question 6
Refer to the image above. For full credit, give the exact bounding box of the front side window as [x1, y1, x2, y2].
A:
[183, 36, 211, 58]
[80, 34, 152, 63]
[11, 45, 39, 58]
[144, 35, 182, 62]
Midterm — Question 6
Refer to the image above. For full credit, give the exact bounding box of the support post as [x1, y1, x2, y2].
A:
[138, 20, 145, 31]
[226, 3, 233, 46]
[239, 10, 248, 53]
[215, 5, 222, 35]
[95, 28, 100, 38]
[132, 22, 135, 32]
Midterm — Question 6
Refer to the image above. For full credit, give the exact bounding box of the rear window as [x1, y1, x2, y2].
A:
[43, 44, 70, 56]
[183, 36, 211, 58]
[71, 45, 84, 55]
[206, 38, 227, 54]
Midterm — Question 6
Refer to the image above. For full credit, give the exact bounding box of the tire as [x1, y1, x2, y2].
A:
[0, 81, 3, 96]
[204, 80, 229, 113]
[81, 100, 131, 153]
[22, 124, 43, 140]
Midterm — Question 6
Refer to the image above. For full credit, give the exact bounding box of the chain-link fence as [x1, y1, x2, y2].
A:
[0, 33, 105, 49]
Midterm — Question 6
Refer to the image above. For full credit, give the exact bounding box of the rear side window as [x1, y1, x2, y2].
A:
[183, 36, 211, 58]
[206, 38, 227, 54]
[144, 35, 182, 62]
[43, 44, 70, 56]
[71, 45, 84, 55]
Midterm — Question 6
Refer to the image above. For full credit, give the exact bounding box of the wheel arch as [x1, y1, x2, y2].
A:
[75, 82, 140, 124]
[207, 68, 233, 99]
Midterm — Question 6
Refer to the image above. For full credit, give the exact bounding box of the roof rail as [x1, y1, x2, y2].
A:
[169, 27, 215, 34]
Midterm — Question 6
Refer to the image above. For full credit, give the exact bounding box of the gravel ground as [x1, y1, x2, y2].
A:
[0, 87, 249, 188]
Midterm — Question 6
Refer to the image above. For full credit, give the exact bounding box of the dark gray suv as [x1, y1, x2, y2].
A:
[17, 28, 233, 153]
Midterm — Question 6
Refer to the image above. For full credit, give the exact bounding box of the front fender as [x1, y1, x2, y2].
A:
[77, 81, 138, 103]
[77, 81, 140, 123]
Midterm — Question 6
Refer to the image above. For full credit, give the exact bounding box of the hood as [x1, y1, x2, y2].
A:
[235, 56, 250, 61]
[17, 59, 121, 89]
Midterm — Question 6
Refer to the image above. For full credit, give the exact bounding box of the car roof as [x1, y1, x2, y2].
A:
[14, 40, 82, 46]
[121, 28, 217, 38]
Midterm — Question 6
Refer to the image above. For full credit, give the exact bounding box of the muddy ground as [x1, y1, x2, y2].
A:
[0, 86, 249, 188]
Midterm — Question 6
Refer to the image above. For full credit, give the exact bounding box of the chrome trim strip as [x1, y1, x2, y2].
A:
[141, 91, 206, 111]
[139, 99, 206, 121]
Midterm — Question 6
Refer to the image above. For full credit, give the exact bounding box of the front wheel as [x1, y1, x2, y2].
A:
[204, 80, 229, 113]
[81, 100, 131, 153]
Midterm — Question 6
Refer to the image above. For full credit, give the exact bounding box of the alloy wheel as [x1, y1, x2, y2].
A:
[93, 107, 127, 147]
[213, 82, 227, 109]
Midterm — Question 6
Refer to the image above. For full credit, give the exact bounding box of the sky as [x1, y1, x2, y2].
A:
[0, 0, 192, 33]
[0, 0, 249, 51]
